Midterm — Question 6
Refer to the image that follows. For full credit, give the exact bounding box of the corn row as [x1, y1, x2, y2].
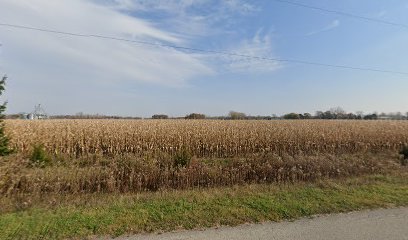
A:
[5, 119, 408, 158]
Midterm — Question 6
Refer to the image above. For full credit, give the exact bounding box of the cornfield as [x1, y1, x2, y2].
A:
[1, 120, 407, 197]
[5, 119, 408, 158]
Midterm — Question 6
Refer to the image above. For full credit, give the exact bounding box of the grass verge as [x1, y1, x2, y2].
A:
[0, 172, 407, 239]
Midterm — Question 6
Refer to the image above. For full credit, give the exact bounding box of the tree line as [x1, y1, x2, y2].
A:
[282, 107, 408, 120]
[150, 108, 408, 120]
[6, 108, 408, 121]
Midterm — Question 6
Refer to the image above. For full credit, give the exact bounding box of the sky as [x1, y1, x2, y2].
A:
[0, 0, 408, 117]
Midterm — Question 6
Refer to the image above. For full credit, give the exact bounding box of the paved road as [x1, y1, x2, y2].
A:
[119, 207, 408, 240]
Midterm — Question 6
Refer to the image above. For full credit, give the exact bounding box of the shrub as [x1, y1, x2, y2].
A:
[30, 144, 51, 167]
[400, 145, 408, 166]
[0, 75, 12, 156]
[0, 125, 12, 156]
[173, 146, 191, 168]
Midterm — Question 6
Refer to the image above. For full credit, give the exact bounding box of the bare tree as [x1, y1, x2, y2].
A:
[228, 111, 247, 120]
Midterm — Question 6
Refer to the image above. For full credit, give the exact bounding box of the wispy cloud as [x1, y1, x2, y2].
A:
[306, 20, 340, 36]
[0, 0, 274, 115]
[0, 0, 222, 116]
[222, 0, 259, 15]
[108, 0, 259, 37]
[111, 0, 258, 14]
[111, 0, 138, 11]
[105, 0, 271, 74]
[0, 0, 214, 87]
[207, 29, 281, 73]
[377, 10, 387, 18]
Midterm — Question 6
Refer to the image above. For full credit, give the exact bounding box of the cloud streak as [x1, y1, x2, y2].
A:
[0, 0, 273, 85]
[0, 0, 220, 115]
[0, 0, 279, 115]
[109, 0, 259, 37]
[306, 20, 340, 36]
[217, 29, 282, 73]
[0, 0, 215, 88]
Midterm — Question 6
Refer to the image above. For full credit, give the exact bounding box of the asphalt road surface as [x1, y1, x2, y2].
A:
[118, 207, 408, 240]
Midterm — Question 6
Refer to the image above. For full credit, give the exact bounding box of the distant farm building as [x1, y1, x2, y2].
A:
[21, 104, 49, 120]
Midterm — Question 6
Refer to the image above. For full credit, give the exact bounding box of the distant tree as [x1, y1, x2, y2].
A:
[152, 114, 168, 119]
[302, 113, 312, 119]
[379, 112, 387, 119]
[363, 113, 378, 120]
[0, 75, 12, 156]
[283, 113, 300, 119]
[330, 107, 346, 118]
[323, 111, 335, 119]
[346, 113, 358, 119]
[353, 111, 363, 120]
[185, 113, 206, 119]
[315, 111, 324, 119]
[228, 111, 247, 120]
[5, 114, 20, 120]
[355, 111, 364, 119]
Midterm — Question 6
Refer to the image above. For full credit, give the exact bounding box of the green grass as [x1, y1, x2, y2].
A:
[1, 173, 408, 239]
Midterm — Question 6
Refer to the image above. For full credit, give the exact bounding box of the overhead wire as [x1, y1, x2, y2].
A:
[270, 0, 408, 29]
[0, 22, 407, 75]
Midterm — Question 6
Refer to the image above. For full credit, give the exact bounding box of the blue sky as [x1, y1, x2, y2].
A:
[1, 0, 408, 117]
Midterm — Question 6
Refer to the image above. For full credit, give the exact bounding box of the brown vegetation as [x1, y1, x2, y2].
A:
[0, 152, 401, 197]
[5, 120, 408, 158]
[1, 120, 407, 197]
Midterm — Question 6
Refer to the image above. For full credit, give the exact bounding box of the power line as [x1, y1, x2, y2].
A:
[1, 22, 408, 76]
[270, 0, 408, 29]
